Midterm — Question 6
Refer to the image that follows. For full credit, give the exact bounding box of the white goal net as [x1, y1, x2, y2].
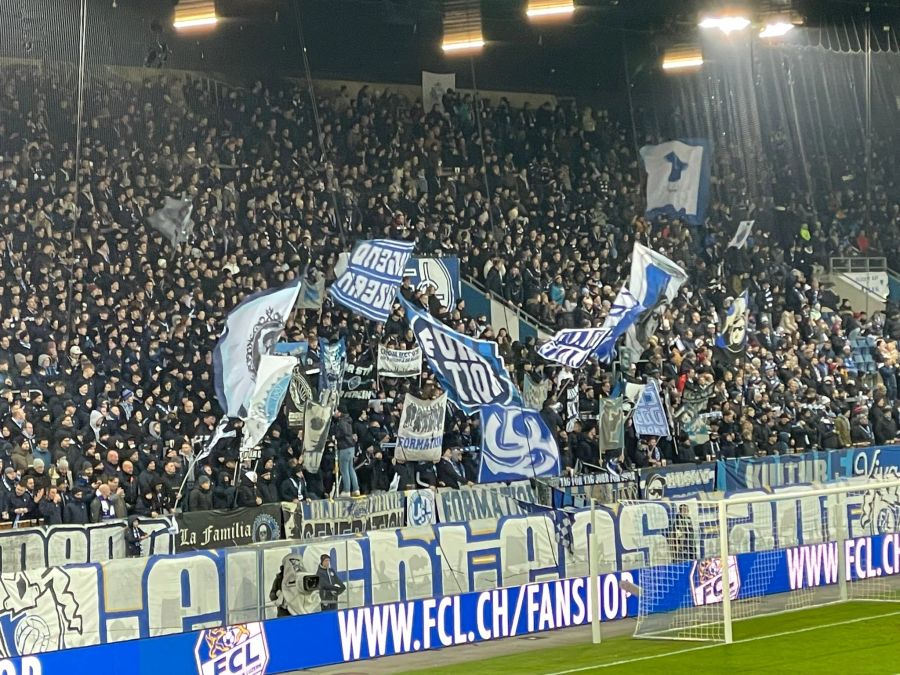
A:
[613, 479, 900, 643]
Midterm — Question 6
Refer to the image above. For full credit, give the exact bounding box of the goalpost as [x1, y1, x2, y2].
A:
[613, 478, 900, 643]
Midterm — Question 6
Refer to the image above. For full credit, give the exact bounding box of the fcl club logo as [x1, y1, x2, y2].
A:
[194, 622, 269, 675]
[690, 555, 740, 607]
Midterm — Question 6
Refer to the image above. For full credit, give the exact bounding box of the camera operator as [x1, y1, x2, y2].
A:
[316, 554, 346, 611]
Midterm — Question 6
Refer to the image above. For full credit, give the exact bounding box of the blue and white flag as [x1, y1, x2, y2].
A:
[330, 239, 415, 322]
[297, 274, 326, 310]
[213, 278, 302, 417]
[480, 405, 560, 482]
[632, 379, 670, 438]
[592, 287, 645, 363]
[511, 498, 575, 554]
[404, 257, 461, 311]
[640, 139, 710, 225]
[715, 290, 749, 361]
[400, 296, 520, 416]
[538, 328, 607, 369]
[239, 354, 298, 460]
[728, 220, 755, 249]
[319, 337, 347, 398]
[625, 243, 689, 359]
[274, 341, 309, 358]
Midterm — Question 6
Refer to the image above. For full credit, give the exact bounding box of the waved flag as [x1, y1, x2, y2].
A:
[592, 287, 645, 363]
[632, 379, 670, 438]
[213, 278, 302, 417]
[400, 296, 520, 416]
[297, 273, 326, 310]
[480, 405, 560, 482]
[522, 374, 550, 411]
[538, 328, 607, 369]
[404, 257, 460, 311]
[715, 290, 749, 362]
[640, 139, 710, 225]
[147, 195, 193, 247]
[319, 337, 347, 398]
[239, 355, 298, 460]
[598, 397, 625, 452]
[625, 244, 688, 360]
[728, 220, 755, 249]
[330, 239, 415, 322]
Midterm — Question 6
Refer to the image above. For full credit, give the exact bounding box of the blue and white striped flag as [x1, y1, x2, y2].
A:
[330, 239, 415, 322]
[592, 287, 645, 363]
[213, 278, 302, 417]
[624, 244, 688, 359]
[640, 139, 710, 225]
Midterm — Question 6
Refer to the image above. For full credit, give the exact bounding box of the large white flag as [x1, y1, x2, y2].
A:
[239, 354, 298, 460]
[625, 244, 688, 358]
[422, 71, 455, 112]
[396, 394, 447, 462]
[640, 140, 709, 225]
[213, 278, 303, 417]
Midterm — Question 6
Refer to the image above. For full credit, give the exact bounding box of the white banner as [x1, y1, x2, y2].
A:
[378, 346, 422, 379]
[240, 354, 298, 459]
[422, 71, 455, 112]
[396, 394, 447, 462]
[303, 400, 334, 472]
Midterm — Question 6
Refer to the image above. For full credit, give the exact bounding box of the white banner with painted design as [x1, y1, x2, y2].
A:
[377, 346, 422, 379]
[422, 71, 455, 112]
[395, 394, 447, 462]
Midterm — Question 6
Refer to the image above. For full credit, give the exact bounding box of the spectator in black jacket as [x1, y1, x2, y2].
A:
[0, 466, 17, 518]
[280, 463, 311, 503]
[38, 485, 64, 525]
[237, 471, 262, 507]
[187, 475, 214, 512]
[7, 482, 36, 521]
[124, 516, 149, 557]
[436, 448, 463, 489]
[64, 486, 90, 524]
[258, 468, 279, 504]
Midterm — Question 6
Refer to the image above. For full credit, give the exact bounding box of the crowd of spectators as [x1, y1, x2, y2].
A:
[0, 63, 898, 527]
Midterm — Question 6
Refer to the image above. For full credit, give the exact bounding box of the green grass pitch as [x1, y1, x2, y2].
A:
[401, 602, 900, 674]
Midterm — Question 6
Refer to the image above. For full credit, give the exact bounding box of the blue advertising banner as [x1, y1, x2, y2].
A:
[405, 257, 460, 311]
[639, 463, 716, 499]
[5, 571, 639, 675]
[830, 446, 900, 482]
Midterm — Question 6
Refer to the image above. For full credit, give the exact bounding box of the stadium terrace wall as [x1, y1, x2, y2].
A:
[3, 528, 899, 674]
[0, 481, 892, 660]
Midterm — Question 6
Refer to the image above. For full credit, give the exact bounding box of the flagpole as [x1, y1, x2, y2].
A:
[589, 497, 602, 644]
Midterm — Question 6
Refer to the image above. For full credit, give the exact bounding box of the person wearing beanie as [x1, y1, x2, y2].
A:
[187, 473, 214, 512]
[124, 515, 149, 558]
[316, 554, 346, 612]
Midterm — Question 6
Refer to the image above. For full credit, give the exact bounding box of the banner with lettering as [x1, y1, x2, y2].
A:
[377, 346, 422, 379]
[173, 505, 283, 551]
[639, 463, 717, 499]
[281, 493, 405, 539]
[479, 405, 560, 482]
[330, 239, 415, 322]
[632, 379, 670, 438]
[400, 296, 520, 416]
[341, 357, 376, 401]
[395, 394, 447, 462]
[538, 328, 607, 369]
[434, 481, 536, 522]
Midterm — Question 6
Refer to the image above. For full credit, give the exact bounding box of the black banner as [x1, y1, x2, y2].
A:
[173, 504, 284, 551]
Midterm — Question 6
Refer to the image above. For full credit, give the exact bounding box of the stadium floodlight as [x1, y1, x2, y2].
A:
[173, 0, 218, 31]
[662, 47, 704, 72]
[759, 21, 794, 38]
[442, 0, 484, 55]
[526, 1, 575, 21]
[441, 36, 485, 53]
[698, 14, 751, 35]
